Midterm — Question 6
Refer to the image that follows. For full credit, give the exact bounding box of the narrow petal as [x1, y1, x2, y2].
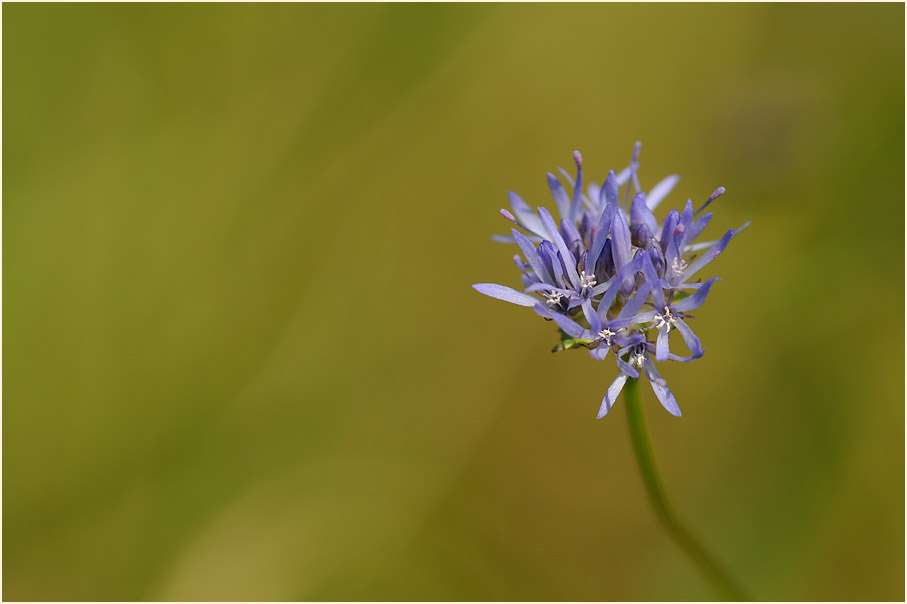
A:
[615, 165, 632, 187]
[533, 302, 552, 319]
[582, 299, 601, 334]
[602, 170, 620, 209]
[537, 240, 566, 288]
[570, 151, 584, 221]
[682, 220, 749, 253]
[552, 312, 588, 339]
[547, 173, 572, 218]
[585, 181, 601, 211]
[673, 317, 704, 358]
[685, 212, 713, 245]
[508, 192, 546, 237]
[643, 359, 681, 416]
[589, 278, 613, 297]
[596, 275, 623, 322]
[681, 228, 734, 282]
[613, 310, 657, 328]
[656, 327, 670, 361]
[624, 142, 642, 206]
[616, 356, 640, 379]
[589, 204, 614, 269]
[660, 209, 680, 248]
[538, 207, 580, 287]
[589, 345, 610, 360]
[472, 283, 538, 307]
[610, 207, 633, 272]
[680, 198, 694, 231]
[646, 174, 680, 211]
[672, 277, 720, 312]
[630, 191, 658, 237]
[598, 374, 629, 418]
[617, 281, 653, 320]
[557, 167, 575, 187]
[560, 218, 583, 251]
[512, 228, 553, 285]
[641, 253, 667, 310]
[524, 282, 567, 294]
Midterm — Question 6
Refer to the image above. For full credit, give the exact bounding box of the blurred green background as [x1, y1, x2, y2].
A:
[4, 4, 904, 601]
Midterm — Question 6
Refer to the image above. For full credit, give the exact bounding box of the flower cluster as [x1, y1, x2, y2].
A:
[473, 144, 748, 418]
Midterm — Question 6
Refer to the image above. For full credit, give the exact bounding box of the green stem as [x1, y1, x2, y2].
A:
[623, 378, 748, 601]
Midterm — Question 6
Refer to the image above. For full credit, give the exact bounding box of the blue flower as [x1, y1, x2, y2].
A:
[474, 144, 745, 418]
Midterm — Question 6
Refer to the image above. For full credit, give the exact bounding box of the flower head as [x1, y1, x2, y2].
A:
[473, 144, 747, 417]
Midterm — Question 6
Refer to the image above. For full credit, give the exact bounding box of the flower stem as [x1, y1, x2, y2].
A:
[623, 378, 748, 601]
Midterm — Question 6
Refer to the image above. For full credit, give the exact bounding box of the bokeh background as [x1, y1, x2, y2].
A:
[4, 3, 904, 601]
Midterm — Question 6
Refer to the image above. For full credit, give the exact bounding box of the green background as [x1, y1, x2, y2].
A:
[4, 4, 904, 601]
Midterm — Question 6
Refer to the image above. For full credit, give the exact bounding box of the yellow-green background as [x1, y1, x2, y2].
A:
[4, 4, 904, 601]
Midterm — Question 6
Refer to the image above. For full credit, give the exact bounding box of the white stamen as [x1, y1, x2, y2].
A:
[652, 306, 676, 333]
[633, 353, 645, 368]
[670, 257, 688, 276]
[579, 270, 596, 289]
[544, 290, 564, 307]
[596, 327, 617, 345]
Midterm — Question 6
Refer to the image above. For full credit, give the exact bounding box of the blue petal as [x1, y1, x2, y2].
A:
[547, 173, 572, 219]
[537, 240, 566, 288]
[538, 207, 580, 287]
[660, 209, 680, 248]
[641, 253, 667, 310]
[472, 283, 538, 307]
[512, 228, 553, 285]
[570, 152, 584, 221]
[643, 359, 681, 416]
[630, 191, 658, 237]
[589, 278, 613, 297]
[533, 302, 552, 318]
[656, 327, 670, 362]
[680, 198, 694, 231]
[582, 299, 601, 333]
[616, 356, 640, 379]
[624, 142, 642, 206]
[681, 228, 734, 282]
[617, 281, 653, 320]
[601, 170, 620, 208]
[611, 207, 633, 272]
[508, 191, 546, 237]
[673, 317, 704, 358]
[610, 312, 653, 329]
[598, 374, 628, 418]
[589, 204, 614, 270]
[672, 277, 719, 312]
[683, 221, 748, 253]
[596, 274, 624, 322]
[560, 218, 583, 251]
[589, 345, 610, 361]
[552, 312, 587, 339]
[524, 282, 567, 294]
[646, 174, 680, 211]
[685, 212, 713, 245]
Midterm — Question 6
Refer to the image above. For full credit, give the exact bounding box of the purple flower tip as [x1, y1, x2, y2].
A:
[573, 150, 583, 166]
